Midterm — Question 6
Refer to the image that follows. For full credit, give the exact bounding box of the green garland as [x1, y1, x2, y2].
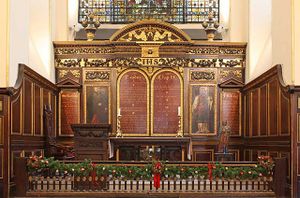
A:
[27, 155, 273, 180]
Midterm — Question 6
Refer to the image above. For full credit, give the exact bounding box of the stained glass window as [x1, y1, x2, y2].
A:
[78, 0, 219, 23]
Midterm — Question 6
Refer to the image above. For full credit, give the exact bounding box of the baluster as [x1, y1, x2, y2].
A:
[142, 180, 145, 191]
[150, 180, 152, 191]
[185, 179, 188, 191]
[168, 180, 170, 191]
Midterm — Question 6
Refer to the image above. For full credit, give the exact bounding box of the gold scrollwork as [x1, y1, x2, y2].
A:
[56, 59, 82, 68]
[220, 70, 242, 79]
[118, 27, 182, 42]
[189, 59, 217, 67]
[58, 70, 81, 79]
[85, 71, 110, 81]
[190, 71, 215, 81]
[219, 59, 242, 67]
[55, 47, 113, 55]
[84, 59, 110, 67]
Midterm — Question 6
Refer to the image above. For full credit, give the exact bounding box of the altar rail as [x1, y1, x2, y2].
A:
[14, 158, 287, 197]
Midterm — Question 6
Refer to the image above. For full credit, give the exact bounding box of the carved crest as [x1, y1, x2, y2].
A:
[110, 20, 191, 42]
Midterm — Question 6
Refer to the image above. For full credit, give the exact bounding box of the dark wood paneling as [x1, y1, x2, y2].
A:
[259, 86, 267, 136]
[34, 85, 42, 135]
[251, 89, 259, 136]
[280, 91, 289, 135]
[11, 93, 21, 134]
[23, 79, 33, 135]
[268, 79, 278, 136]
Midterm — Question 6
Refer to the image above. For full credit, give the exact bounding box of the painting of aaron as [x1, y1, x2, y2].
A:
[86, 86, 109, 124]
[191, 85, 215, 134]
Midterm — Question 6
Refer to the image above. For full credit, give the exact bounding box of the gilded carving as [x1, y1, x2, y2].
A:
[219, 47, 246, 55]
[58, 70, 81, 78]
[55, 47, 113, 55]
[188, 47, 219, 55]
[189, 47, 246, 56]
[189, 59, 217, 67]
[220, 70, 242, 79]
[85, 71, 110, 81]
[191, 71, 215, 81]
[118, 28, 182, 42]
[219, 59, 242, 67]
[56, 59, 82, 68]
[84, 59, 110, 67]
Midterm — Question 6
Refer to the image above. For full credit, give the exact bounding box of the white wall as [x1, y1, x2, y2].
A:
[9, 0, 54, 86]
[0, 0, 9, 87]
[247, 0, 273, 82]
[229, 0, 248, 42]
[272, 0, 292, 84]
[293, 0, 300, 85]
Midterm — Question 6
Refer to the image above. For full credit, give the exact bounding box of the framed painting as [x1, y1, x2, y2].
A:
[84, 84, 110, 124]
[189, 84, 217, 135]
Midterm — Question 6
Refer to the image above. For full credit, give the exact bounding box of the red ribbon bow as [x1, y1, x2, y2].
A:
[207, 163, 214, 181]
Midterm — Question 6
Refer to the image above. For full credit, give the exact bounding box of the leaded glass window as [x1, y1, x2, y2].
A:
[78, 0, 219, 23]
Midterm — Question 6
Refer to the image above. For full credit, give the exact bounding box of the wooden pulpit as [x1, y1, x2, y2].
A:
[71, 124, 111, 160]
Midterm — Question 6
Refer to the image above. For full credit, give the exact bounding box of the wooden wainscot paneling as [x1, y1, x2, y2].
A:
[59, 90, 80, 136]
[268, 79, 278, 136]
[11, 89, 22, 135]
[23, 79, 34, 135]
[0, 149, 3, 179]
[244, 149, 252, 161]
[11, 150, 24, 177]
[34, 85, 42, 136]
[279, 89, 290, 135]
[298, 113, 300, 142]
[259, 85, 268, 136]
[251, 89, 259, 137]
[0, 116, 3, 145]
[193, 149, 214, 161]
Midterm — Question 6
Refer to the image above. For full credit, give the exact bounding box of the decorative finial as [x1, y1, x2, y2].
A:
[202, 8, 219, 41]
[80, 11, 101, 41]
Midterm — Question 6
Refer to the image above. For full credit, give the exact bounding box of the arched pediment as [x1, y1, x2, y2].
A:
[110, 20, 191, 42]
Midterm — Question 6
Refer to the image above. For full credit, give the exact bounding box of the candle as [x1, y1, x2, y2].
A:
[178, 106, 181, 116]
[118, 108, 121, 116]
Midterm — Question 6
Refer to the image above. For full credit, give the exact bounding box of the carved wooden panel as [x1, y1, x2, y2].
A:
[152, 70, 181, 135]
[11, 91, 22, 134]
[24, 79, 33, 135]
[259, 86, 267, 136]
[0, 117, 3, 145]
[190, 84, 216, 135]
[34, 85, 42, 135]
[0, 149, 2, 179]
[244, 150, 252, 161]
[280, 91, 289, 135]
[251, 89, 259, 136]
[59, 90, 80, 136]
[85, 85, 110, 124]
[43, 89, 50, 107]
[194, 150, 214, 161]
[268, 80, 278, 135]
[119, 70, 148, 135]
[221, 90, 241, 136]
[50, 93, 57, 137]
